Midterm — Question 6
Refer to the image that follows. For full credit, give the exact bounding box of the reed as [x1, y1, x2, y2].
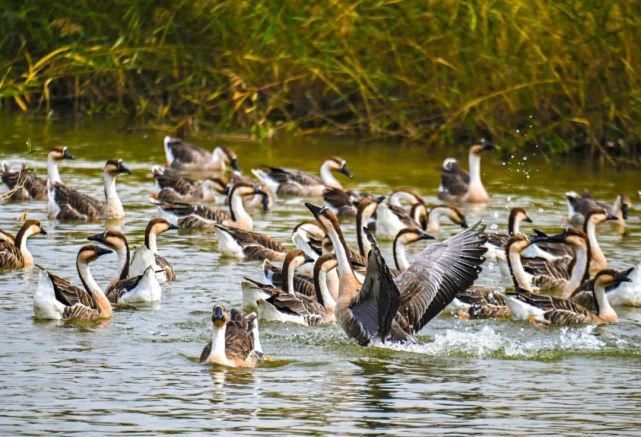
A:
[2, 0, 641, 159]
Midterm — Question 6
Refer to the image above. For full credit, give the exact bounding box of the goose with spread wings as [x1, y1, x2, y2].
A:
[306, 203, 487, 346]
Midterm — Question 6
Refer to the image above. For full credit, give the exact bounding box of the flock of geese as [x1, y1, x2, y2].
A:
[1, 138, 639, 368]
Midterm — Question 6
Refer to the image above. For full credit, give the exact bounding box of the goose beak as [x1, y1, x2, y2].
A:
[459, 220, 469, 228]
[261, 193, 271, 211]
[39, 228, 47, 235]
[305, 202, 324, 218]
[304, 255, 315, 263]
[63, 149, 75, 160]
[118, 162, 132, 175]
[621, 204, 629, 220]
[230, 158, 241, 172]
[168, 224, 179, 231]
[87, 232, 107, 244]
[340, 165, 353, 178]
[523, 216, 533, 223]
[606, 213, 618, 221]
[94, 246, 113, 257]
[374, 195, 386, 204]
[419, 231, 435, 241]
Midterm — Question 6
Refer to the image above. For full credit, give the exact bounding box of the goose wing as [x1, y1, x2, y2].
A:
[263, 166, 322, 186]
[486, 232, 509, 248]
[154, 254, 176, 281]
[0, 241, 22, 268]
[0, 230, 16, 245]
[439, 164, 470, 197]
[512, 289, 595, 323]
[105, 275, 144, 302]
[199, 342, 212, 363]
[347, 229, 407, 343]
[167, 139, 210, 166]
[45, 270, 96, 308]
[397, 223, 487, 333]
[222, 227, 287, 252]
[159, 202, 229, 227]
[50, 182, 104, 219]
[522, 256, 573, 280]
[456, 285, 505, 306]
[225, 323, 254, 362]
[153, 168, 197, 194]
[242, 277, 312, 317]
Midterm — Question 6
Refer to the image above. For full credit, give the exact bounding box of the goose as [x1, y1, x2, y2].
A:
[0, 220, 47, 269]
[504, 269, 630, 325]
[163, 136, 240, 172]
[438, 140, 495, 203]
[571, 266, 639, 308]
[452, 286, 511, 320]
[376, 202, 467, 240]
[1, 147, 75, 201]
[251, 156, 352, 197]
[88, 230, 162, 303]
[157, 182, 266, 231]
[241, 250, 327, 326]
[322, 187, 367, 217]
[129, 218, 178, 282]
[566, 190, 631, 232]
[306, 203, 487, 346]
[312, 254, 339, 323]
[33, 245, 113, 320]
[200, 305, 263, 368]
[48, 159, 131, 221]
[213, 224, 289, 261]
[152, 166, 227, 203]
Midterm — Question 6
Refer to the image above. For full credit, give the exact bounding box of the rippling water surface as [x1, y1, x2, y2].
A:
[1, 115, 640, 434]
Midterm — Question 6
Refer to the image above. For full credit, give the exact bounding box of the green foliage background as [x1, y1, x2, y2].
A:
[2, 0, 641, 157]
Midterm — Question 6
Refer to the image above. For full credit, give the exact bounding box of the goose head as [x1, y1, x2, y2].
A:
[214, 147, 240, 171]
[228, 181, 266, 200]
[442, 205, 468, 228]
[211, 304, 228, 328]
[147, 218, 178, 236]
[305, 203, 341, 236]
[284, 249, 314, 270]
[505, 233, 532, 255]
[617, 194, 632, 219]
[327, 157, 353, 178]
[49, 146, 75, 161]
[88, 230, 128, 252]
[593, 268, 633, 289]
[507, 207, 532, 235]
[77, 244, 113, 264]
[394, 227, 434, 246]
[470, 138, 495, 155]
[356, 196, 384, 222]
[16, 220, 47, 244]
[104, 159, 131, 176]
[584, 207, 617, 228]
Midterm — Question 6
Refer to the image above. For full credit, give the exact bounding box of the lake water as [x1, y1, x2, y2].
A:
[1, 115, 640, 434]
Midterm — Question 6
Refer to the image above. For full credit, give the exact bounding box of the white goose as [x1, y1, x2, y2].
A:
[129, 218, 178, 282]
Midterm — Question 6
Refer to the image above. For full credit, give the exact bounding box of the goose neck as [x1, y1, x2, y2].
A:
[77, 260, 111, 318]
[320, 161, 342, 189]
[47, 155, 61, 184]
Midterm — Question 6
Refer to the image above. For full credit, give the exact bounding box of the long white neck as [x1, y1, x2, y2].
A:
[427, 207, 446, 233]
[562, 245, 588, 297]
[47, 155, 61, 184]
[78, 260, 111, 318]
[208, 324, 228, 363]
[251, 322, 262, 354]
[230, 191, 252, 228]
[108, 246, 129, 290]
[318, 269, 337, 311]
[104, 174, 124, 218]
[18, 228, 36, 267]
[594, 284, 617, 321]
[508, 249, 532, 291]
[286, 261, 297, 295]
[586, 221, 607, 269]
[394, 239, 410, 272]
[326, 226, 354, 280]
[146, 230, 158, 253]
[511, 217, 522, 235]
[292, 231, 319, 260]
[468, 154, 483, 186]
[320, 162, 341, 189]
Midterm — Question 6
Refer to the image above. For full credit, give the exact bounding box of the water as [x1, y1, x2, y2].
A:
[1, 115, 640, 434]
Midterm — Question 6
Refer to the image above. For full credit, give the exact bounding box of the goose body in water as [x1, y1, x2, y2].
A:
[163, 136, 240, 172]
[0, 220, 47, 269]
[1, 147, 75, 201]
[505, 269, 629, 325]
[157, 182, 266, 231]
[438, 140, 495, 203]
[200, 305, 263, 368]
[566, 190, 631, 232]
[88, 231, 162, 304]
[33, 245, 113, 320]
[306, 203, 487, 346]
[252, 157, 352, 197]
[214, 224, 289, 261]
[48, 159, 131, 221]
[129, 218, 178, 282]
[152, 166, 227, 204]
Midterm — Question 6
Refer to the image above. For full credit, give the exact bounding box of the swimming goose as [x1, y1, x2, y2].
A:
[566, 190, 631, 232]
[1, 147, 75, 201]
[200, 305, 263, 368]
[438, 140, 495, 203]
[214, 224, 289, 261]
[452, 286, 511, 319]
[152, 166, 227, 203]
[242, 250, 327, 326]
[306, 203, 487, 346]
[504, 269, 630, 325]
[48, 159, 131, 221]
[376, 202, 467, 240]
[252, 157, 352, 197]
[0, 220, 47, 269]
[33, 245, 113, 320]
[163, 136, 240, 172]
[88, 230, 162, 303]
[392, 228, 435, 272]
[571, 266, 639, 308]
[157, 182, 266, 231]
[129, 218, 178, 282]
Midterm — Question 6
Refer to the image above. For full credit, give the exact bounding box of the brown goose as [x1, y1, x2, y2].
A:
[252, 157, 352, 197]
[33, 245, 113, 320]
[157, 182, 267, 231]
[88, 231, 162, 304]
[163, 136, 240, 171]
[47, 159, 131, 221]
[505, 269, 629, 325]
[306, 203, 487, 346]
[241, 250, 328, 326]
[129, 218, 178, 281]
[566, 190, 631, 231]
[200, 305, 263, 368]
[0, 220, 47, 269]
[1, 147, 75, 201]
[438, 140, 495, 203]
[152, 166, 227, 203]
